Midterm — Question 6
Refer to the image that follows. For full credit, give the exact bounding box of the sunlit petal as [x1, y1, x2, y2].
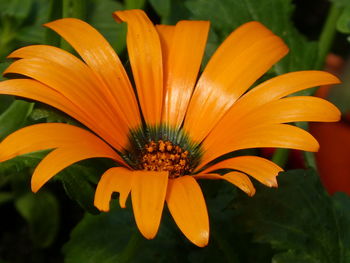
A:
[159, 21, 209, 129]
[45, 19, 141, 128]
[204, 71, 340, 150]
[201, 124, 319, 168]
[31, 144, 120, 193]
[4, 58, 128, 150]
[195, 172, 256, 196]
[0, 123, 121, 164]
[131, 171, 168, 239]
[184, 21, 288, 142]
[166, 176, 209, 247]
[199, 156, 283, 187]
[114, 9, 163, 125]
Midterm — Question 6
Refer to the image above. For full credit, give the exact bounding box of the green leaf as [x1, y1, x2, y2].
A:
[15, 0, 55, 45]
[0, 96, 14, 115]
[330, 0, 350, 7]
[0, 0, 33, 20]
[15, 191, 59, 248]
[0, 151, 46, 177]
[29, 106, 77, 124]
[149, 0, 170, 19]
[125, 0, 146, 10]
[0, 61, 11, 80]
[88, 0, 127, 53]
[236, 169, 350, 263]
[337, 6, 350, 33]
[151, 0, 191, 24]
[0, 151, 46, 194]
[333, 192, 350, 261]
[0, 192, 13, 205]
[0, 100, 34, 140]
[272, 250, 317, 263]
[63, 205, 182, 263]
[63, 206, 137, 263]
[56, 164, 101, 214]
[185, 0, 318, 74]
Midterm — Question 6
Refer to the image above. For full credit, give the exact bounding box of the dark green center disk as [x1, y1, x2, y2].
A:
[123, 124, 203, 177]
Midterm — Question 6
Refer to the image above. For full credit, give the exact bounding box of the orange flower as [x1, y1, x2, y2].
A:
[0, 9, 341, 247]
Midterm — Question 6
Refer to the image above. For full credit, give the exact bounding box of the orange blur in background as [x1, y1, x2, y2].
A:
[311, 54, 350, 195]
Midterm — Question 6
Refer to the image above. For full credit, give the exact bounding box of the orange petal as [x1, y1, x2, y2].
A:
[195, 172, 256, 196]
[131, 171, 168, 239]
[4, 57, 127, 150]
[31, 143, 120, 193]
[166, 176, 209, 247]
[0, 123, 122, 164]
[8, 45, 138, 130]
[45, 19, 140, 128]
[7, 49, 112, 112]
[237, 96, 341, 127]
[199, 156, 283, 187]
[159, 21, 209, 129]
[201, 124, 319, 167]
[204, 71, 340, 150]
[232, 71, 341, 122]
[0, 79, 90, 125]
[94, 167, 133, 211]
[156, 25, 175, 69]
[184, 21, 288, 142]
[114, 10, 163, 125]
[0, 79, 123, 150]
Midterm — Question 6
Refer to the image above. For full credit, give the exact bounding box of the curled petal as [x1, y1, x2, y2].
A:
[0, 123, 122, 164]
[199, 156, 283, 187]
[204, 71, 340, 150]
[31, 145, 120, 193]
[237, 96, 341, 128]
[201, 124, 319, 168]
[94, 167, 133, 211]
[195, 172, 256, 196]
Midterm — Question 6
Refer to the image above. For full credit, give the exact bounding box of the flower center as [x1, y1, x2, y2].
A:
[140, 140, 192, 178]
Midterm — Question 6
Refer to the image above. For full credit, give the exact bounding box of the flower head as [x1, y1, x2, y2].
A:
[0, 9, 340, 247]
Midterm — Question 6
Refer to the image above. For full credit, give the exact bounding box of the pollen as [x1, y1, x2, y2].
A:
[141, 140, 192, 178]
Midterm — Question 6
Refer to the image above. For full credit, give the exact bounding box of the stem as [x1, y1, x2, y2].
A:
[296, 122, 318, 171]
[272, 148, 290, 167]
[316, 4, 342, 69]
[305, 4, 341, 169]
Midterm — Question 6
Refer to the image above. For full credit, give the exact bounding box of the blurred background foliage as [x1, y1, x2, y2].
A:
[0, 0, 350, 262]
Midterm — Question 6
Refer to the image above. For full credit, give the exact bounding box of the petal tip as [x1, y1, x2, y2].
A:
[31, 181, 40, 193]
[330, 74, 342, 84]
[266, 178, 278, 188]
[193, 230, 209, 247]
[119, 198, 127, 208]
[139, 227, 158, 240]
[93, 200, 110, 212]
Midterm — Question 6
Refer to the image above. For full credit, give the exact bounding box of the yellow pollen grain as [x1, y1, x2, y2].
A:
[141, 140, 192, 178]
